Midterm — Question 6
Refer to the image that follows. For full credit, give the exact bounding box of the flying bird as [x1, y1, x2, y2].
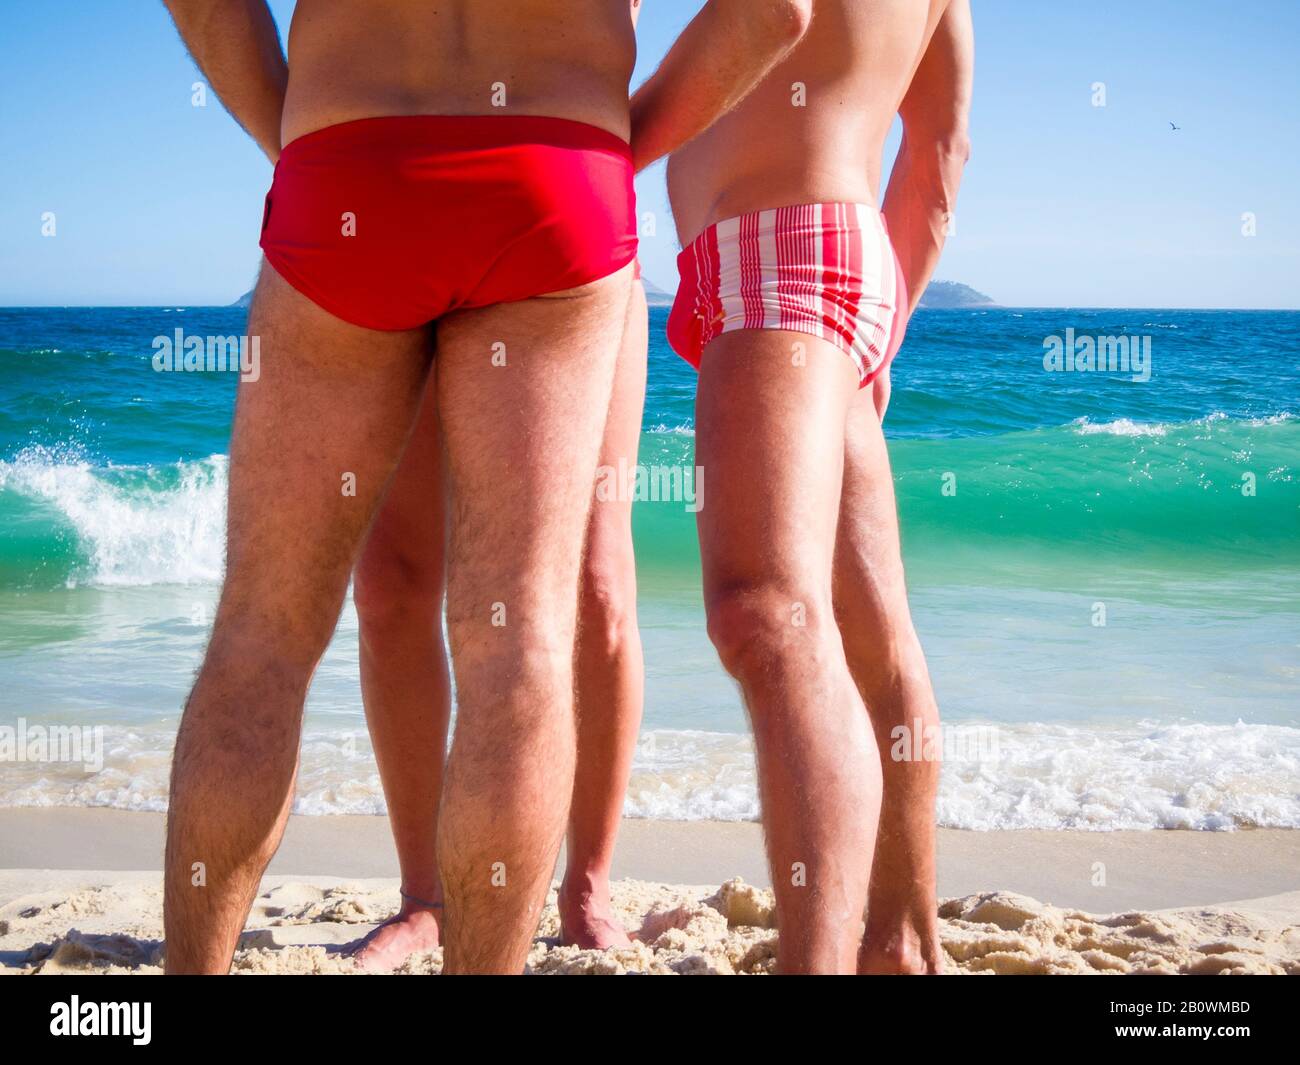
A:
[1169, 122, 1181, 131]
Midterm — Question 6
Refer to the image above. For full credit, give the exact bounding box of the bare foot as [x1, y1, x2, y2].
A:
[348, 906, 442, 973]
[558, 876, 632, 949]
[858, 913, 944, 974]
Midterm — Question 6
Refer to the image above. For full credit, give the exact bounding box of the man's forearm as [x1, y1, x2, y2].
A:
[163, 0, 288, 164]
[882, 0, 973, 317]
[629, 0, 812, 173]
[882, 130, 969, 317]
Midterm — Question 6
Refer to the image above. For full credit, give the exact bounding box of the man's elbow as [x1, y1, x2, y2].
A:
[779, 0, 815, 40]
[754, 0, 814, 46]
[939, 130, 971, 167]
[898, 126, 970, 215]
[784, 0, 815, 41]
[907, 121, 971, 168]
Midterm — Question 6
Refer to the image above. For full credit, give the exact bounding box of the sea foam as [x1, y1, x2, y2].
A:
[3, 720, 1296, 831]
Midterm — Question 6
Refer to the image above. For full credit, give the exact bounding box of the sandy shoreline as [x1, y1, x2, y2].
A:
[2, 809, 1298, 974]
[4, 808, 1300, 909]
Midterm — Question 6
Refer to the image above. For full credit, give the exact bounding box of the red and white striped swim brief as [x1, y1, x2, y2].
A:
[667, 202, 909, 387]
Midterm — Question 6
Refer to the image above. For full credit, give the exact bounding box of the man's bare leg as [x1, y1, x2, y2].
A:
[696, 333, 881, 974]
[435, 264, 634, 974]
[834, 367, 943, 974]
[347, 370, 449, 971]
[348, 288, 646, 964]
[163, 265, 431, 974]
[561, 282, 647, 949]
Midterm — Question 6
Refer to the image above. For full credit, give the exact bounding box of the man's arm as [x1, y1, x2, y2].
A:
[162, 0, 288, 164]
[629, 0, 813, 173]
[882, 0, 974, 317]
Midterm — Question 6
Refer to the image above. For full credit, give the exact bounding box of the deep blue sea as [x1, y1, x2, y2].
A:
[1, 305, 1297, 828]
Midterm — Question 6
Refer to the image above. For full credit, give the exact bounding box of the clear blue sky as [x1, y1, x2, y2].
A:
[1, 1, 1297, 307]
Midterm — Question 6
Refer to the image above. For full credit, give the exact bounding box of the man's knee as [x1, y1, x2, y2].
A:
[447, 613, 572, 701]
[353, 537, 443, 635]
[840, 603, 928, 693]
[834, 585, 935, 717]
[175, 627, 313, 796]
[835, 541, 908, 643]
[578, 555, 638, 660]
[207, 574, 344, 688]
[705, 582, 837, 683]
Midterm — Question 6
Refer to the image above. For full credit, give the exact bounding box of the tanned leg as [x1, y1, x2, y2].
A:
[435, 264, 634, 973]
[560, 281, 647, 949]
[347, 286, 646, 964]
[696, 331, 881, 974]
[347, 368, 450, 971]
[835, 368, 943, 974]
[163, 264, 431, 973]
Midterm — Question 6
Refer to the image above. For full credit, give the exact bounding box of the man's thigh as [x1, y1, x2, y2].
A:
[356, 366, 447, 587]
[834, 380, 909, 614]
[695, 330, 858, 593]
[434, 265, 635, 627]
[587, 281, 648, 561]
[219, 263, 432, 646]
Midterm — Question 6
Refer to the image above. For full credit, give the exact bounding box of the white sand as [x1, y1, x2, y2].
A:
[3, 811, 1298, 974]
[3, 873, 1297, 975]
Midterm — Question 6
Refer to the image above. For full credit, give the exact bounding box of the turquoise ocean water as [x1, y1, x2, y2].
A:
[1, 305, 1297, 828]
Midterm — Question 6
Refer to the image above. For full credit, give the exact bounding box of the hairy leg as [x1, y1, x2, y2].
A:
[561, 281, 647, 949]
[435, 264, 634, 973]
[696, 331, 881, 974]
[347, 368, 450, 970]
[835, 367, 943, 974]
[163, 264, 430, 973]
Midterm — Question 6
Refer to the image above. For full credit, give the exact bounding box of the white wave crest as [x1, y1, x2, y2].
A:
[0, 448, 227, 586]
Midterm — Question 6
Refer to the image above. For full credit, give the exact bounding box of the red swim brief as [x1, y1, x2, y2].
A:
[668, 202, 908, 387]
[260, 115, 638, 331]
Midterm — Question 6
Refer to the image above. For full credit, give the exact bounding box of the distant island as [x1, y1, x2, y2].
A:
[641, 278, 675, 307]
[916, 280, 995, 308]
[232, 277, 994, 311]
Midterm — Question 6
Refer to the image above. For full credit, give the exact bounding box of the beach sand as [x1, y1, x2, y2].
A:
[2, 810, 1298, 974]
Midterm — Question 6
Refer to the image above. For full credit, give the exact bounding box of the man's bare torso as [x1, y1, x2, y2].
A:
[668, 0, 949, 243]
[281, 0, 637, 145]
